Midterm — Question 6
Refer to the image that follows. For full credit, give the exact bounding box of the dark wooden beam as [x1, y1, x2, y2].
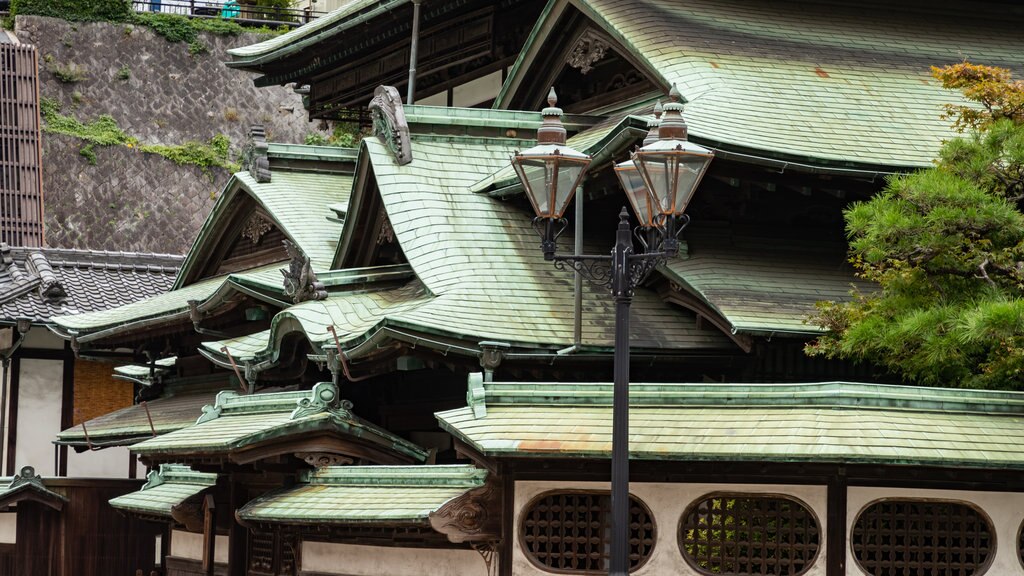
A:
[59, 341, 74, 477]
[827, 468, 848, 576]
[5, 356, 19, 476]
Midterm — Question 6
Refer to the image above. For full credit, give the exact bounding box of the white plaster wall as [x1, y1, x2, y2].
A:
[14, 358, 63, 476]
[170, 529, 229, 564]
[301, 540, 486, 576]
[418, 92, 448, 106]
[0, 513, 15, 544]
[21, 329, 64, 350]
[514, 481, 829, 576]
[847, 486, 1024, 576]
[65, 444, 132, 478]
[452, 70, 503, 108]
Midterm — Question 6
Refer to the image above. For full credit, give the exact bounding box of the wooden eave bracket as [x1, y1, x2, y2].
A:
[428, 478, 502, 545]
[657, 281, 754, 353]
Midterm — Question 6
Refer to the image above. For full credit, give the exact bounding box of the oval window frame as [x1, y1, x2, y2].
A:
[677, 491, 822, 576]
[851, 497, 996, 576]
[518, 489, 658, 575]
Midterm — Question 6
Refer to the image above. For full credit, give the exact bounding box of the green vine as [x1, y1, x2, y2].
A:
[39, 97, 237, 175]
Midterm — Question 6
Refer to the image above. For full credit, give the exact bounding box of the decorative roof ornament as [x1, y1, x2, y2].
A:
[566, 28, 611, 75]
[242, 124, 272, 183]
[290, 381, 354, 420]
[428, 478, 501, 544]
[8, 465, 44, 491]
[281, 239, 327, 303]
[368, 85, 413, 166]
[643, 100, 664, 147]
[241, 212, 273, 245]
[26, 253, 65, 302]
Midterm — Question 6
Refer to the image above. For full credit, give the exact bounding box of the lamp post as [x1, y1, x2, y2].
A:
[512, 85, 712, 575]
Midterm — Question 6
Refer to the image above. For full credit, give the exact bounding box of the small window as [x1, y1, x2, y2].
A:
[679, 493, 820, 576]
[853, 499, 993, 576]
[520, 491, 655, 574]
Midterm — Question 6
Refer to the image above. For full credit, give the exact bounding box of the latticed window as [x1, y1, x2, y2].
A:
[521, 491, 655, 573]
[852, 500, 993, 576]
[679, 494, 820, 576]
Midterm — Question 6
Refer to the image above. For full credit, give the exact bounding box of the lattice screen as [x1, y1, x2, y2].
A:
[679, 494, 820, 576]
[852, 500, 992, 576]
[0, 41, 44, 247]
[521, 491, 655, 573]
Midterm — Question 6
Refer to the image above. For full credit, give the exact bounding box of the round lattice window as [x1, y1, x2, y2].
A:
[852, 499, 994, 576]
[679, 493, 821, 576]
[520, 491, 655, 574]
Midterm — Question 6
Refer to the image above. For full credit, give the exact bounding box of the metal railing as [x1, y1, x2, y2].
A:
[130, 0, 325, 27]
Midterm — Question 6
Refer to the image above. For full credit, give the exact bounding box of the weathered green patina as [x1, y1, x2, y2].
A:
[0, 466, 66, 511]
[113, 356, 178, 386]
[56, 387, 227, 449]
[437, 379, 1024, 469]
[498, 0, 1024, 169]
[108, 464, 217, 519]
[238, 465, 486, 525]
[131, 382, 428, 464]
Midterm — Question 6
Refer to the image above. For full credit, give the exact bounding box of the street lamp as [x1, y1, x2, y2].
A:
[512, 85, 713, 575]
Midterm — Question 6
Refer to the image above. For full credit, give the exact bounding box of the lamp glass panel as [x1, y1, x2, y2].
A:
[512, 156, 557, 218]
[672, 154, 712, 214]
[615, 162, 655, 226]
[553, 158, 588, 218]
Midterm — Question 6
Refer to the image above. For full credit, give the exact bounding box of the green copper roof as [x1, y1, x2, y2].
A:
[227, 0, 404, 63]
[660, 228, 874, 336]
[175, 170, 351, 289]
[108, 464, 216, 519]
[237, 465, 486, 525]
[131, 382, 428, 464]
[57, 388, 227, 448]
[437, 379, 1024, 469]
[500, 0, 1024, 168]
[0, 466, 66, 511]
[49, 263, 284, 341]
[113, 356, 178, 386]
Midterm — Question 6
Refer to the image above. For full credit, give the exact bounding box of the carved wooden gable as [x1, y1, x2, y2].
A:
[338, 166, 409, 270]
[500, 6, 660, 114]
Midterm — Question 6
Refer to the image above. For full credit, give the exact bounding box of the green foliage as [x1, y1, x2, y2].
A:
[40, 98, 236, 175]
[188, 39, 207, 55]
[128, 11, 246, 45]
[304, 122, 363, 148]
[116, 65, 131, 81]
[11, 0, 131, 21]
[40, 97, 137, 147]
[50, 62, 86, 83]
[139, 134, 238, 177]
[808, 113, 1024, 388]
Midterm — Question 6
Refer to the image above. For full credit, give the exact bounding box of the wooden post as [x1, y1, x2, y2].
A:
[202, 494, 216, 576]
[827, 467, 848, 576]
[227, 479, 247, 576]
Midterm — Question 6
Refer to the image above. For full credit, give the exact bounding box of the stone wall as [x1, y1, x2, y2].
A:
[14, 15, 314, 253]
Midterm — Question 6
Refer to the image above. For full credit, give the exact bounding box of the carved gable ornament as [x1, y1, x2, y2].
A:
[368, 85, 413, 166]
[567, 28, 612, 75]
[242, 124, 272, 183]
[281, 239, 328, 303]
[428, 479, 502, 544]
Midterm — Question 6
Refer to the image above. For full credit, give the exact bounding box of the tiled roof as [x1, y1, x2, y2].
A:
[501, 0, 1024, 168]
[237, 465, 486, 525]
[0, 243, 181, 324]
[109, 464, 216, 519]
[56, 387, 227, 449]
[131, 382, 428, 464]
[174, 169, 352, 289]
[0, 466, 66, 511]
[437, 379, 1024, 469]
[660, 227, 875, 335]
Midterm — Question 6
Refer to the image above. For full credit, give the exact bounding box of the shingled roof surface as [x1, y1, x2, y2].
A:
[238, 465, 486, 525]
[109, 464, 216, 519]
[661, 227, 875, 336]
[437, 380, 1024, 469]
[0, 243, 181, 323]
[502, 0, 1024, 168]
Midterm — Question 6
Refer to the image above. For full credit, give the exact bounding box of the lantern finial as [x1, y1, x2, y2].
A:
[538, 86, 567, 145]
[643, 100, 664, 147]
[658, 84, 688, 141]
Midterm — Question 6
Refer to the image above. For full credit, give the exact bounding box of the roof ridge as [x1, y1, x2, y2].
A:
[470, 379, 1024, 416]
[301, 464, 487, 487]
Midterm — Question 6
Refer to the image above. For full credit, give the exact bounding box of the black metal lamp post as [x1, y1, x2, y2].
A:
[512, 85, 713, 575]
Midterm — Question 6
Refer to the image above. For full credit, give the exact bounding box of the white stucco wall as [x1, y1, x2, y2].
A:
[301, 540, 486, 575]
[847, 486, 1024, 576]
[171, 529, 229, 564]
[0, 513, 15, 544]
[65, 445, 133, 478]
[513, 481, 829, 576]
[14, 358, 63, 476]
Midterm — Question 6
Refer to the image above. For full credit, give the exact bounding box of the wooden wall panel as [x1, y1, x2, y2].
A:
[0, 42, 44, 247]
[14, 501, 60, 576]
